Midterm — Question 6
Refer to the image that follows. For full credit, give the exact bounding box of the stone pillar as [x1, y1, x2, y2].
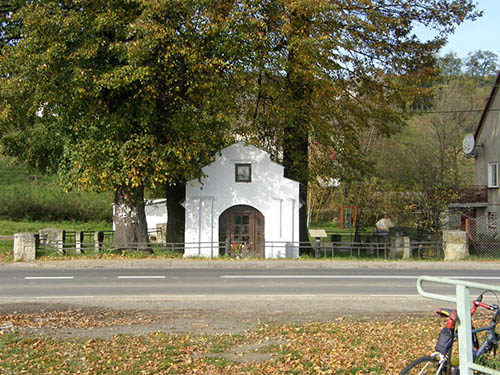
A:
[402, 236, 411, 259]
[225, 237, 230, 256]
[156, 223, 167, 244]
[94, 231, 104, 253]
[285, 242, 299, 258]
[390, 232, 403, 258]
[39, 229, 65, 254]
[75, 231, 84, 255]
[13, 233, 39, 262]
[443, 230, 468, 261]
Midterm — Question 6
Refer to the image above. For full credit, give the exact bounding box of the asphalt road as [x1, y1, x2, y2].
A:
[1, 267, 500, 314]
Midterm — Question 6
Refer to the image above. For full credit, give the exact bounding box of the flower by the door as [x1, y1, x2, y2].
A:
[231, 242, 244, 257]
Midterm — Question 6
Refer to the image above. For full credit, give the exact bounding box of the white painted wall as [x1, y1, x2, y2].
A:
[184, 142, 300, 258]
[144, 200, 167, 233]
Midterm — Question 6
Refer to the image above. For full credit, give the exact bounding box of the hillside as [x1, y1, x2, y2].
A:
[0, 154, 112, 223]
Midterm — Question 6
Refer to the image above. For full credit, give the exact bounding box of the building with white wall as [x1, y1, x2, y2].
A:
[184, 142, 300, 258]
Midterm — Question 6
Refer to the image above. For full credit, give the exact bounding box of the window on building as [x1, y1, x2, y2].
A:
[235, 164, 251, 182]
[488, 212, 497, 230]
[488, 163, 498, 188]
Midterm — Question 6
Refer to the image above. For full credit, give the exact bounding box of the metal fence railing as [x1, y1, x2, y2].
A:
[409, 241, 444, 259]
[417, 276, 500, 375]
[311, 241, 391, 259]
[35, 237, 444, 260]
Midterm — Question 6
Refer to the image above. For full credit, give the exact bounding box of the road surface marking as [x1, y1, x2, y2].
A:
[221, 275, 500, 280]
[370, 294, 421, 297]
[221, 275, 416, 279]
[117, 276, 166, 279]
[35, 295, 95, 299]
[25, 276, 74, 280]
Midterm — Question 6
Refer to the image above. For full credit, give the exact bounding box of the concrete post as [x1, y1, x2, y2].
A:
[13, 233, 39, 262]
[285, 242, 299, 258]
[402, 236, 411, 259]
[225, 237, 230, 256]
[156, 223, 167, 244]
[443, 230, 468, 261]
[39, 229, 65, 254]
[390, 232, 403, 258]
[315, 238, 321, 258]
[75, 231, 84, 255]
[94, 231, 104, 253]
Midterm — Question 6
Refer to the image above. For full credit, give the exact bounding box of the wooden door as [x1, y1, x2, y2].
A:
[219, 205, 265, 257]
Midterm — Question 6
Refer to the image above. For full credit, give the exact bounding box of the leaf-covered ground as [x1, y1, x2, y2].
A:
[0, 308, 452, 375]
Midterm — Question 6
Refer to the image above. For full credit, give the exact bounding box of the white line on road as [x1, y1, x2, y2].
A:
[25, 276, 75, 280]
[370, 294, 420, 297]
[220, 275, 500, 280]
[221, 275, 416, 279]
[35, 295, 95, 299]
[0, 294, 432, 303]
[117, 276, 166, 279]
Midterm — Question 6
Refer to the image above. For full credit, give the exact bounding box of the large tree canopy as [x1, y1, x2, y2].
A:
[0, 0, 237, 247]
[231, 0, 479, 240]
[0, 0, 481, 247]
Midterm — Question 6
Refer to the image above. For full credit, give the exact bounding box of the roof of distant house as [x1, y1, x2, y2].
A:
[475, 70, 500, 140]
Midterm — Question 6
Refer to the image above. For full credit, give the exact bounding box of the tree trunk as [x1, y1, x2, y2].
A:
[165, 183, 185, 243]
[283, 130, 309, 243]
[113, 185, 151, 252]
[283, 11, 312, 243]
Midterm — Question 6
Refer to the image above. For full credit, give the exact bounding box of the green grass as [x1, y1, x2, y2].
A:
[35, 248, 184, 261]
[0, 155, 112, 222]
[1, 314, 497, 375]
[0, 240, 12, 262]
[0, 220, 111, 236]
[0, 221, 112, 262]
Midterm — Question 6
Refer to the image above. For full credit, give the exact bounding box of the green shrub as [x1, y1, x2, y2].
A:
[0, 155, 112, 222]
[0, 185, 112, 222]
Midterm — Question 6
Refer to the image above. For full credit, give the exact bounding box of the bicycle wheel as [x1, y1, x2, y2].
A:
[400, 355, 444, 374]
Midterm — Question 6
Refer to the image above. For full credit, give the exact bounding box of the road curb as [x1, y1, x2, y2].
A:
[1, 258, 500, 270]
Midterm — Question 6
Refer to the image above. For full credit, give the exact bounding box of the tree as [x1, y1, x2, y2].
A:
[464, 50, 499, 83]
[439, 52, 463, 78]
[0, 0, 24, 47]
[367, 74, 482, 233]
[0, 0, 482, 248]
[0, 0, 236, 248]
[232, 0, 479, 241]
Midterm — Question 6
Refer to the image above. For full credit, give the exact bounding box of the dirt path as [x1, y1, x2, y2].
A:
[0, 302, 424, 339]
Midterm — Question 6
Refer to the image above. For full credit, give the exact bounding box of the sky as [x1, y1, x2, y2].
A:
[414, 0, 500, 59]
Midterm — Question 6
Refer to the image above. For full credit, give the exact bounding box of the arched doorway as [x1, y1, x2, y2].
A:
[219, 205, 265, 257]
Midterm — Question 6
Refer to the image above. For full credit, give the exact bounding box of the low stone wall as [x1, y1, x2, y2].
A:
[12, 229, 107, 261]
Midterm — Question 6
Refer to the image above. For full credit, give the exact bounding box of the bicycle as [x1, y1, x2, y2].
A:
[400, 290, 500, 374]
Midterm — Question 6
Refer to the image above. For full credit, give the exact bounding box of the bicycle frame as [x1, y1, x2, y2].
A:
[434, 353, 448, 375]
[473, 322, 498, 360]
[419, 319, 499, 375]
[413, 277, 500, 375]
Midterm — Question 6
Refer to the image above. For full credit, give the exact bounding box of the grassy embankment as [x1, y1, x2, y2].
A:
[0, 155, 112, 261]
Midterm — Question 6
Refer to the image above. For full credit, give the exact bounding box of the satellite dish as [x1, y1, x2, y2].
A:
[462, 134, 475, 155]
